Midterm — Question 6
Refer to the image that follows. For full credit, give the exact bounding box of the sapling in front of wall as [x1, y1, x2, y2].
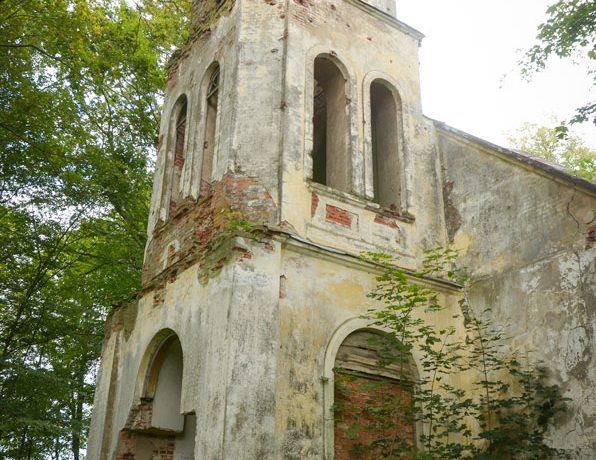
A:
[338, 249, 570, 460]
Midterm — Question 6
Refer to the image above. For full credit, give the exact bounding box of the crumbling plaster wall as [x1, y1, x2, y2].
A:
[438, 125, 596, 458]
[91, 1, 596, 458]
[148, 1, 241, 235]
[274, 240, 466, 458]
[89, 238, 284, 459]
[149, 0, 450, 273]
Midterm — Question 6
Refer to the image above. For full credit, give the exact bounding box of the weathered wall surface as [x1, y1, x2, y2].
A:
[90, 232, 466, 459]
[438, 124, 596, 458]
[89, 237, 284, 459]
[274, 240, 464, 459]
[148, 0, 240, 234]
[278, 0, 446, 271]
[89, 1, 596, 458]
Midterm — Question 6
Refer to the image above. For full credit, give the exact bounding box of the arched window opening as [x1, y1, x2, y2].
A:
[201, 65, 220, 196]
[334, 330, 416, 459]
[370, 80, 401, 210]
[145, 335, 184, 432]
[116, 333, 196, 459]
[169, 98, 188, 215]
[312, 56, 349, 192]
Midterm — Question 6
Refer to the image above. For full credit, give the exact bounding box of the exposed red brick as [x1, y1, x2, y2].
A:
[153, 286, 166, 309]
[587, 225, 596, 243]
[166, 66, 178, 90]
[326, 204, 352, 228]
[143, 172, 278, 285]
[311, 193, 319, 217]
[115, 400, 177, 460]
[374, 213, 399, 229]
[334, 373, 414, 460]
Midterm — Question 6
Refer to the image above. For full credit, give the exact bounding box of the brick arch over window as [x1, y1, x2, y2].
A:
[167, 95, 189, 216]
[323, 321, 418, 460]
[312, 54, 350, 192]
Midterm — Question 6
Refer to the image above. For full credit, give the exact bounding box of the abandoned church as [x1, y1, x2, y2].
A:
[87, 0, 596, 458]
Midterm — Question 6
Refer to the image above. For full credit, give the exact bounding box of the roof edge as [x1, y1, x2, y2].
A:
[432, 119, 596, 195]
[346, 0, 425, 43]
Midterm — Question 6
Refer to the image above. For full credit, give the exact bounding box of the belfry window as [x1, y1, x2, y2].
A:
[312, 56, 349, 192]
[370, 80, 401, 210]
[201, 65, 220, 196]
[169, 97, 188, 215]
[334, 330, 416, 459]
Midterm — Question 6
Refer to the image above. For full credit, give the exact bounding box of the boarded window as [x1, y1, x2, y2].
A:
[334, 330, 415, 459]
[312, 56, 349, 192]
[370, 80, 401, 210]
[201, 65, 220, 196]
[169, 99, 188, 215]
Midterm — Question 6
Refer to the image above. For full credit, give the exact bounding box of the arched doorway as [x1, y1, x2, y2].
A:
[333, 330, 416, 459]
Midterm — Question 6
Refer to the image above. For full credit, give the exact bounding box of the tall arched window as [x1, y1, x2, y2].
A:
[370, 80, 402, 210]
[169, 97, 188, 215]
[201, 64, 220, 196]
[334, 330, 416, 459]
[312, 56, 349, 192]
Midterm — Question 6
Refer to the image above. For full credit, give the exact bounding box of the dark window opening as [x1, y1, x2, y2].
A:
[169, 99, 188, 214]
[371, 81, 401, 210]
[201, 66, 219, 196]
[312, 56, 349, 192]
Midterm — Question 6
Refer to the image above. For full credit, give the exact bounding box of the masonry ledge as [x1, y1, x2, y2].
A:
[307, 181, 415, 224]
[268, 226, 463, 293]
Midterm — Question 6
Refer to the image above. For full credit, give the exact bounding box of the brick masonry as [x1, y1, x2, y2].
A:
[326, 204, 353, 228]
[143, 172, 278, 285]
[334, 372, 414, 459]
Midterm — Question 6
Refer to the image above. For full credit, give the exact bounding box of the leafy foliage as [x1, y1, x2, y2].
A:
[0, 0, 190, 458]
[507, 123, 595, 182]
[521, 0, 596, 131]
[358, 249, 569, 459]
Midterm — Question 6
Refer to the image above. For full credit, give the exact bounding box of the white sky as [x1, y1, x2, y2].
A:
[396, 0, 595, 149]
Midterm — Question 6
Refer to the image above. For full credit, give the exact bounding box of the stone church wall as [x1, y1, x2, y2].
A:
[437, 123, 596, 457]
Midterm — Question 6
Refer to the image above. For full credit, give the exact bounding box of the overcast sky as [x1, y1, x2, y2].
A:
[395, 0, 595, 149]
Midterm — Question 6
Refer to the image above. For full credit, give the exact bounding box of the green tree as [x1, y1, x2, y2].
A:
[521, 0, 596, 131]
[507, 123, 596, 182]
[0, 0, 190, 458]
[361, 249, 568, 459]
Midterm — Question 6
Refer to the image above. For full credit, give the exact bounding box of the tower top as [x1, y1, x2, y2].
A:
[190, 1, 397, 36]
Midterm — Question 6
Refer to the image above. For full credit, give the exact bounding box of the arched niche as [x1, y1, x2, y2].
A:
[165, 94, 189, 217]
[362, 71, 409, 212]
[323, 319, 419, 460]
[116, 331, 195, 459]
[144, 333, 185, 432]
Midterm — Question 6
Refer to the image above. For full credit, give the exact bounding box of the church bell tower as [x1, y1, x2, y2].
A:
[87, 1, 455, 458]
